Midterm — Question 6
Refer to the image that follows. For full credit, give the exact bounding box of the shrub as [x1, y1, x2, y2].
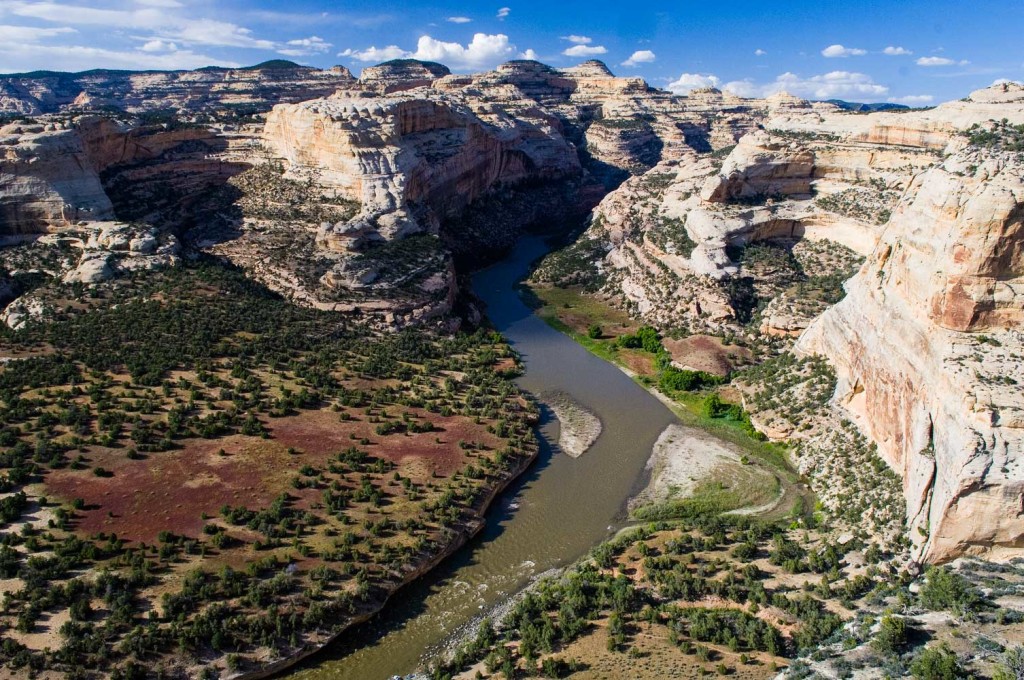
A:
[995, 646, 1024, 680]
[919, 567, 982, 616]
[872, 615, 909, 655]
[911, 644, 964, 680]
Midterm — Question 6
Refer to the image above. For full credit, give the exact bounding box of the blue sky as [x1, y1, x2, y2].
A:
[0, 0, 1021, 104]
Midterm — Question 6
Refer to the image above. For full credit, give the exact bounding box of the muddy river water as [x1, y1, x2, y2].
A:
[286, 235, 679, 679]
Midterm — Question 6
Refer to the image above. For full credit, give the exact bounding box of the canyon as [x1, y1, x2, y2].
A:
[2, 56, 1022, 563]
[0, 55, 1023, 677]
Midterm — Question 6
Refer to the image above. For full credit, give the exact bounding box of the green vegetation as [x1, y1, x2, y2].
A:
[919, 566, 983, 617]
[815, 185, 897, 226]
[995, 646, 1024, 680]
[911, 644, 965, 680]
[529, 236, 609, 290]
[964, 120, 1024, 152]
[872, 615, 910, 655]
[434, 515, 895, 679]
[646, 215, 697, 258]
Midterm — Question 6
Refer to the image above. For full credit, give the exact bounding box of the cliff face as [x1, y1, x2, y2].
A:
[263, 93, 581, 250]
[0, 120, 114, 232]
[796, 91, 1024, 562]
[4, 59, 723, 327]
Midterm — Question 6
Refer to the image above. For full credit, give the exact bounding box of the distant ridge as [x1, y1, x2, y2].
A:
[824, 99, 912, 112]
[0, 59, 313, 79]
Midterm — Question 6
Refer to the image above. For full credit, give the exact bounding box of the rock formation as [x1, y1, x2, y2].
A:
[0, 119, 114, 232]
[551, 81, 1024, 562]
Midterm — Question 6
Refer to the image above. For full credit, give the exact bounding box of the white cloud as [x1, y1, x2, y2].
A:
[496, 7, 510, 20]
[888, 94, 934, 105]
[172, 21, 276, 49]
[134, 0, 183, 7]
[338, 45, 410, 62]
[721, 71, 889, 100]
[560, 35, 592, 44]
[916, 56, 969, 66]
[519, 48, 538, 60]
[667, 72, 721, 94]
[341, 33, 517, 70]
[6, 1, 277, 50]
[0, 24, 76, 43]
[140, 38, 177, 52]
[883, 46, 912, 56]
[754, 49, 767, 56]
[822, 44, 867, 58]
[447, 16, 472, 24]
[0, 42, 232, 71]
[413, 33, 515, 69]
[992, 78, 1023, 86]
[621, 50, 655, 67]
[278, 35, 331, 57]
[563, 44, 607, 57]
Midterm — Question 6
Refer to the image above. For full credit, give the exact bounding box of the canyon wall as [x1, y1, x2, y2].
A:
[551, 81, 1024, 562]
[797, 84, 1024, 562]
[0, 61, 354, 116]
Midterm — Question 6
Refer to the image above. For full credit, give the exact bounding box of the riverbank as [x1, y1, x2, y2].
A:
[237, 445, 540, 680]
[629, 423, 780, 517]
[522, 281, 812, 521]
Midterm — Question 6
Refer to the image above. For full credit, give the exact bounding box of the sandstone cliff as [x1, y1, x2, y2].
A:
[797, 85, 1024, 563]
[540, 82, 1024, 562]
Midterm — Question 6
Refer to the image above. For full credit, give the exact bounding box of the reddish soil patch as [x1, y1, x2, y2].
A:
[267, 408, 500, 476]
[662, 335, 752, 376]
[619, 349, 657, 376]
[43, 407, 497, 544]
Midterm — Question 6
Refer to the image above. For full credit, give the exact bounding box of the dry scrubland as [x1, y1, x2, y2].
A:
[445, 518, 1024, 680]
[0, 260, 537, 677]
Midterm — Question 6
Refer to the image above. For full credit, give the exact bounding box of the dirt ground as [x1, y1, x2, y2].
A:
[662, 335, 752, 377]
[44, 407, 500, 544]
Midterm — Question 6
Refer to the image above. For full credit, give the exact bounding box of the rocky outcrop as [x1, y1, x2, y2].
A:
[0, 115, 247, 235]
[0, 120, 114, 232]
[538, 82, 1024, 563]
[263, 92, 581, 251]
[359, 59, 451, 93]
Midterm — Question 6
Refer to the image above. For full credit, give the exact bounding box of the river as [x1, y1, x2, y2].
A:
[286, 235, 679, 679]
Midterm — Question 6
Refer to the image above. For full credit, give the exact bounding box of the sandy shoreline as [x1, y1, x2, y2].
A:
[628, 423, 749, 511]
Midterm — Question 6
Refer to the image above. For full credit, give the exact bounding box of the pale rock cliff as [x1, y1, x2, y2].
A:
[0, 120, 114, 232]
[263, 91, 581, 250]
[546, 83, 1024, 562]
[797, 94, 1024, 562]
[359, 60, 452, 93]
